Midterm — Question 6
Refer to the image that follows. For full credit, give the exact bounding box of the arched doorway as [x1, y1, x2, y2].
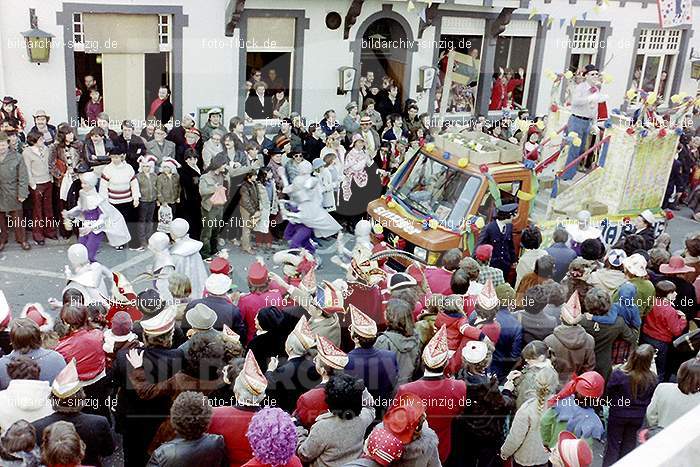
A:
[360, 18, 408, 100]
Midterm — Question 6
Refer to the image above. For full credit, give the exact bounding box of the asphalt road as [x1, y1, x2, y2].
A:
[2, 207, 698, 313]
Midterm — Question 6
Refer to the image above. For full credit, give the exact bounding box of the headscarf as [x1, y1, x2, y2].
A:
[548, 371, 604, 407]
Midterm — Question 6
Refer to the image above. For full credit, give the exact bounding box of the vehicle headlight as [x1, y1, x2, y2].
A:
[414, 247, 427, 261]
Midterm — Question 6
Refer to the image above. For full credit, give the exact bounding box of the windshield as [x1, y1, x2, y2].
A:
[393, 151, 482, 229]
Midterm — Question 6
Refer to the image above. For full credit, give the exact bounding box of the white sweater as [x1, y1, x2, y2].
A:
[646, 383, 700, 428]
[100, 162, 140, 205]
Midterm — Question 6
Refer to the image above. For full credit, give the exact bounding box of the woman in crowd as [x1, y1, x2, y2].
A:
[646, 357, 700, 429]
[603, 344, 658, 466]
[507, 340, 559, 410]
[374, 298, 421, 385]
[41, 421, 86, 467]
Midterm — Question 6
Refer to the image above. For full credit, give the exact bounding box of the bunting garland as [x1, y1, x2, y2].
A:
[532, 0, 609, 30]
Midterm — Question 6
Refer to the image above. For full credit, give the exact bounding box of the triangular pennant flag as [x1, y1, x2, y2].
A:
[547, 17, 554, 28]
[559, 18, 566, 28]
[539, 14, 547, 25]
[571, 18, 577, 27]
[582, 12, 588, 20]
[419, 7, 427, 23]
[407, 0, 415, 12]
[528, 8, 538, 20]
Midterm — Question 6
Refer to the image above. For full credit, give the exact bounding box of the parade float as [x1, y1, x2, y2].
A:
[368, 73, 698, 266]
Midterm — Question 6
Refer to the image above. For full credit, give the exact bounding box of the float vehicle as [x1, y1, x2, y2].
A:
[368, 83, 691, 266]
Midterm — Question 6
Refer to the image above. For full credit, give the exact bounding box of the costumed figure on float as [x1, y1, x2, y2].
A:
[169, 218, 208, 299]
[61, 171, 131, 262]
[280, 160, 341, 256]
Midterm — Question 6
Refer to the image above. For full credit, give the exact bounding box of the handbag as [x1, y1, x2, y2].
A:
[210, 185, 227, 206]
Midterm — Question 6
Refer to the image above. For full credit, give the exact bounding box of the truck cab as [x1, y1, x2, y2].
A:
[368, 145, 534, 265]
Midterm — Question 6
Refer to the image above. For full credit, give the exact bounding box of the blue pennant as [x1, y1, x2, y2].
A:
[582, 12, 588, 20]
[551, 178, 559, 198]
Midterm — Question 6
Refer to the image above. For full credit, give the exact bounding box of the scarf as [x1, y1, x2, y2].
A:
[148, 98, 166, 118]
[341, 148, 369, 201]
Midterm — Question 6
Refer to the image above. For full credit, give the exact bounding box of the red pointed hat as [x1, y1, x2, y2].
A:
[476, 279, 500, 311]
[422, 325, 449, 369]
[557, 431, 593, 467]
[316, 335, 348, 370]
[248, 259, 269, 287]
[222, 324, 241, 344]
[350, 304, 377, 338]
[321, 280, 344, 314]
[240, 350, 267, 396]
[383, 392, 426, 444]
[291, 316, 315, 350]
[365, 427, 405, 466]
[300, 268, 317, 294]
[0, 291, 11, 329]
[561, 291, 582, 325]
[52, 359, 82, 398]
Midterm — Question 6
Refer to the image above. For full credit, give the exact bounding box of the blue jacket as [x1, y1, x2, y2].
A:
[346, 347, 399, 404]
[469, 309, 523, 382]
[546, 242, 578, 282]
[476, 220, 515, 271]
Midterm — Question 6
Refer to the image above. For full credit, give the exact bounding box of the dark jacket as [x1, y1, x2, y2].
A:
[606, 368, 657, 420]
[346, 347, 399, 408]
[546, 242, 578, 282]
[32, 412, 115, 466]
[490, 309, 523, 381]
[265, 355, 321, 413]
[245, 94, 271, 120]
[477, 221, 515, 272]
[581, 316, 637, 380]
[239, 179, 260, 214]
[28, 124, 57, 144]
[116, 134, 147, 171]
[147, 434, 228, 467]
[84, 136, 116, 167]
[515, 310, 559, 345]
[183, 296, 247, 340]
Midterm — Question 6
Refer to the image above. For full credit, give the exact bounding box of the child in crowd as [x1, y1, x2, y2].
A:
[640, 280, 688, 381]
[135, 155, 158, 250]
[85, 88, 103, 125]
[156, 156, 181, 233]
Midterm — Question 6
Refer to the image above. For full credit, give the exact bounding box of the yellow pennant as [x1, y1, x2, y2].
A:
[407, 0, 415, 12]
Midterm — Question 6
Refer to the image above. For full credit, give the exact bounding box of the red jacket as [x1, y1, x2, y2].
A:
[424, 267, 454, 295]
[238, 289, 284, 343]
[489, 80, 506, 111]
[435, 312, 483, 375]
[396, 377, 467, 462]
[642, 301, 687, 343]
[294, 385, 328, 429]
[55, 328, 105, 381]
[208, 405, 260, 467]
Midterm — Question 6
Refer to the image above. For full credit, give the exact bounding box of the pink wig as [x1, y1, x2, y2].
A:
[246, 407, 297, 465]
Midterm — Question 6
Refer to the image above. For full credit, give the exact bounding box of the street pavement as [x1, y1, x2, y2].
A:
[2, 208, 698, 313]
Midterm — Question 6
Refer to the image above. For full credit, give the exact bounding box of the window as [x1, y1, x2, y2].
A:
[631, 28, 681, 101]
[72, 13, 84, 52]
[159, 15, 171, 52]
[569, 27, 600, 72]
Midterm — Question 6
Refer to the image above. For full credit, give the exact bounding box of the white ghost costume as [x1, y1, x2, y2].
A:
[169, 218, 208, 299]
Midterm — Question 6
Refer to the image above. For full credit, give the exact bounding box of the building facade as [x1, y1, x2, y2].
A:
[0, 0, 698, 127]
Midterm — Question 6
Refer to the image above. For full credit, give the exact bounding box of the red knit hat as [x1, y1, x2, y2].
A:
[474, 244, 493, 262]
[383, 393, 425, 444]
[365, 427, 405, 466]
[111, 311, 133, 337]
[248, 260, 269, 287]
[210, 257, 232, 275]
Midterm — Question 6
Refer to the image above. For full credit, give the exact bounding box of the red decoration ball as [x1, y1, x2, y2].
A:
[550, 104, 559, 113]
[479, 164, 489, 174]
[626, 128, 635, 135]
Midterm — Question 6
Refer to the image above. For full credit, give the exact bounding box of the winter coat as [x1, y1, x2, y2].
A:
[147, 434, 228, 467]
[239, 179, 260, 215]
[0, 149, 28, 212]
[612, 278, 655, 318]
[371, 422, 441, 467]
[581, 316, 637, 380]
[55, 328, 106, 382]
[207, 405, 261, 467]
[32, 411, 115, 466]
[396, 376, 467, 462]
[540, 396, 604, 449]
[374, 330, 421, 385]
[514, 361, 559, 409]
[500, 398, 550, 466]
[265, 356, 321, 413]
[435, 311, 484, 376]
[544, 325, 596, 387]
[490, 309, 524, 382]
[514, 310, 558, 346]
[346, 348, 399, 407]
[545, 243, 578, 283]
[588, 268, 627, 297]
[642, 301, 687, 343]
[157, 172, 180, 205]
[0, 348, 66, 390]
[0, 380, 54, 431]
[297, 406, 376, 467]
